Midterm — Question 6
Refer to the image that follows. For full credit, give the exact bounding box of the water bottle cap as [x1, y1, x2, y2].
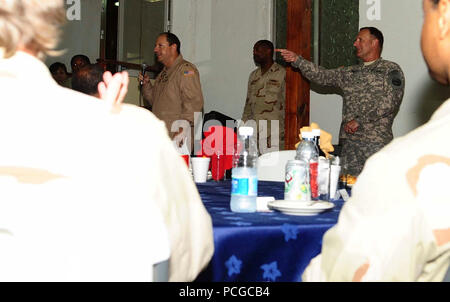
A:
[238, 126, 254, 136]
[301, 131, 314, 139]
[312, 129, 321, 136]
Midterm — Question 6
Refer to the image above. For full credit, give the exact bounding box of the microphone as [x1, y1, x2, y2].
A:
[140, 63, 148, 86]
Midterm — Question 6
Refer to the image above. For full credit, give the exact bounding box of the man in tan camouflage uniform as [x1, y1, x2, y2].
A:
[140, 32, 204, 152]
[277, 27, 405, 176]
[242, 40, 286, 153]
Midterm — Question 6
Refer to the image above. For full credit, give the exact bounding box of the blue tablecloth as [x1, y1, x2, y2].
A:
[195, 180, 346, 282]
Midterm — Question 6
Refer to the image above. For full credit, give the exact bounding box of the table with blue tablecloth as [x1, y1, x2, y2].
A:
[194, 180, 346, 282]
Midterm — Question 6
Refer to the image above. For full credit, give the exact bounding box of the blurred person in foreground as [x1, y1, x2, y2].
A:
[0, 0, 213, 282]
[72, 63, 104, 98]
[277, 27, 405, 177]
[302, 0, 450, 281]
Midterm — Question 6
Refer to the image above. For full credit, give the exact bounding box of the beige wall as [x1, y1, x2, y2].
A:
[171, 0, 273, 120]
[124, 77, 141, 106]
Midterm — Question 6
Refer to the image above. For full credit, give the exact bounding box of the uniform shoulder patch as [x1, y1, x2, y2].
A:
[181, 62, 197, 76]
[183, 70, 195, 76]
[388, 70, 404, 89]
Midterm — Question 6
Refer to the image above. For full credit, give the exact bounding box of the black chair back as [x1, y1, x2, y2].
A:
[202, 111, 237, 139]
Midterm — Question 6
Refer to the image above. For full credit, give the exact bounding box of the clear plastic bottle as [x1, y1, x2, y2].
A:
[230, 127, 258, 213]
[295, 131, 319, 199]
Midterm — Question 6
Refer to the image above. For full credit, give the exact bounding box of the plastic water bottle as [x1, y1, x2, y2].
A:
[296, 131, 319, 199]
[230, 127, 258, 213]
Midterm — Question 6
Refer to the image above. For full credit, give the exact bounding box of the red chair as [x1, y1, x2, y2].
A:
[196, 126, 241, 180]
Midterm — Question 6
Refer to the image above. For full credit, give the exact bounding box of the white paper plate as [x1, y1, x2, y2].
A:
[267, 200, 335, 216]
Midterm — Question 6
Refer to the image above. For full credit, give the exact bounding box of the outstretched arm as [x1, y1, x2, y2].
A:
[276, 49, 345, 88]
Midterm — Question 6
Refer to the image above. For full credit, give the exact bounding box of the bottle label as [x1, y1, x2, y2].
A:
[284, 166, 310, 201]
[310, 162, 319, 198]
[231, 177, 258, 196]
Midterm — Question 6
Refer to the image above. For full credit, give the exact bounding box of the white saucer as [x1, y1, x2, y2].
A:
[267, 200, 335, 216]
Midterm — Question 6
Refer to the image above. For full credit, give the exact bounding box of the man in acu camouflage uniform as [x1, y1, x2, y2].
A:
[277, 27, 405, 176]
[242, 40, 286, 153]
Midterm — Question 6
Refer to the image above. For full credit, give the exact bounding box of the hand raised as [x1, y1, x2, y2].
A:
[98, 71, 129, 107]
[275, 49, 299, 63]
[344, 120, 360, 134]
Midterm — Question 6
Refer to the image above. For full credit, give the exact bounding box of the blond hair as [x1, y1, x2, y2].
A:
[0, 0, 66, 59]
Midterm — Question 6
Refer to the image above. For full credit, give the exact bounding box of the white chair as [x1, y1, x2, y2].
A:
[444, 265, 450, 282]
[153, 259, 170, 282]
[257, 150, 296, 181]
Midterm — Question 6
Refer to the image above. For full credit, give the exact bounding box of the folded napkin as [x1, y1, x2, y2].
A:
[295, 122, 334, 158]
[256, 196, 275, 212]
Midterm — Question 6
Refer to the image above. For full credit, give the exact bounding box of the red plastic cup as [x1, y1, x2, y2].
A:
[181, 155, 190, 168]
[211, 154, 225, 181]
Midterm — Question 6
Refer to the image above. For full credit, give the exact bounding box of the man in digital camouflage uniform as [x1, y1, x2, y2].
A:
[242, 40, 286, 153]
[277, 27, 405, 176]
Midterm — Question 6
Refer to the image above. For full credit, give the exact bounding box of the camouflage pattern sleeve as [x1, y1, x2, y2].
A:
[355, 66, 405, 124]
[241, 72, 254, 122]
[291, 56, 345, 88]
